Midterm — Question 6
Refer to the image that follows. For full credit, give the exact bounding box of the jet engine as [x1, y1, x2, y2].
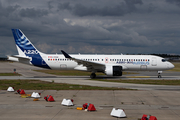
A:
[105, 65, 122, 76]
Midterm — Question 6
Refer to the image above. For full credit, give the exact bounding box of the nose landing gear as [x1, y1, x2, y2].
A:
[158, 71, 162, 78]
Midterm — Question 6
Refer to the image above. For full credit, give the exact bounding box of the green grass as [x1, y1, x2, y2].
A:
[34, 70, 137, 76]
[90, 79, 180, 85]
[168, 62, 180, 72]
[0, 73, 21, 76]
[0, 80, 133, 90]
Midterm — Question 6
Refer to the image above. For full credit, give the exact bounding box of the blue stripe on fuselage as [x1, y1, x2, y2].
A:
[27, 54, 51, 69]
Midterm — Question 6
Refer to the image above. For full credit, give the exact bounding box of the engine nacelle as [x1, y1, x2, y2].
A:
[105, 65, 122, 76]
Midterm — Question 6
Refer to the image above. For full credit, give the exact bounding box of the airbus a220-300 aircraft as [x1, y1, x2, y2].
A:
[8, 29, 174, 78]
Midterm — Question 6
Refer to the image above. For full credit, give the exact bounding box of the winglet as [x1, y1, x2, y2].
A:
[61, 50, 72, 58]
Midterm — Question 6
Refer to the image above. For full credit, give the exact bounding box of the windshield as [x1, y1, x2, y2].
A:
[162, 59, 167, 62]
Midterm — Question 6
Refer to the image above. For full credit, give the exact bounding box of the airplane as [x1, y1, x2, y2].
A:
[7, 29, 174, 79]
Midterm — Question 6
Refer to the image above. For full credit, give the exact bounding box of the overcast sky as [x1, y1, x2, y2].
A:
[0, 0, 180, 57]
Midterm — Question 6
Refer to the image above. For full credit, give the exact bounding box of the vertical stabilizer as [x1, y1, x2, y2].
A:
[11, 29, 50, 69]
[12, 29, 39, 56]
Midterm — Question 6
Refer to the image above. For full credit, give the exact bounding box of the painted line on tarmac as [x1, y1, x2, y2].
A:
[126, 76, 150, 78]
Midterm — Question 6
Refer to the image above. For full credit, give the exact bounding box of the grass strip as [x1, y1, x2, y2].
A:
[90, 79, 180, 86]
[0, 73, 21, 76]
[0, 80, 134, 90]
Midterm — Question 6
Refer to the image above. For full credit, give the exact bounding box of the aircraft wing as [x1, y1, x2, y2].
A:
[61, 50, 105, 72]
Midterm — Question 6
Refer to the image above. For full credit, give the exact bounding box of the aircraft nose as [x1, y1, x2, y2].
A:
[171, 63, 175, 69]
[168, 62, 175, 69]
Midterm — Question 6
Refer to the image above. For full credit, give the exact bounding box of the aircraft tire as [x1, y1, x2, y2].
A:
[90, 73, 96, 79]
[158, 75, 162, 78]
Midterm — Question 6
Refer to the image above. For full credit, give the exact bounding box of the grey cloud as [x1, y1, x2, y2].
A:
[47, 1, 54, 10]
[166, 0, 180, 7]
[58, 0, 143, 16]
[19, 8, 48, 18]
[0, 0, 180, 55]
[0, 1, 20, 17]
[58, 2, 72, 11]
[147, 3, 156, 13]
[125, 0, 143, 11]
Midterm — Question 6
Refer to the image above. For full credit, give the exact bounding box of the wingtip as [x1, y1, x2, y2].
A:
[61, 50, 72, 58]
[60, 50, 64, 53]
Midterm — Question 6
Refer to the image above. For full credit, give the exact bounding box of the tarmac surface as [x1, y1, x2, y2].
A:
[0, 62, 180, 120]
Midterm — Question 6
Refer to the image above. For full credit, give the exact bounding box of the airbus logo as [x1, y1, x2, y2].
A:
[24, 50, 38, 54]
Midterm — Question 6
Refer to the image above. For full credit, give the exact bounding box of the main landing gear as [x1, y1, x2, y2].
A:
[158, 71, 162, 78]
[90, 73, 96, 79]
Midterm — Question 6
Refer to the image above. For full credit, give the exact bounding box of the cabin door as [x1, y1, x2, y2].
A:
[151, 57, 157, 66]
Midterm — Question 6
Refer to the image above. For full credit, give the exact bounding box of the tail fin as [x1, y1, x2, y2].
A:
[11, 29, 50, 69]
[12, 29, 39, 56]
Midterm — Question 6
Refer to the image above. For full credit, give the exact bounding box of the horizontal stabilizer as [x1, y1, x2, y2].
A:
[7, 55, 31, 64]
[10, 55, 31, 60]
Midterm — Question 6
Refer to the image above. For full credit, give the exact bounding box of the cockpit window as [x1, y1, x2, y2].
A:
[162, 59, 166, 62]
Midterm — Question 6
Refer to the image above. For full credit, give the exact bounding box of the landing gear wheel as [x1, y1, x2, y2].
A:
[157, 71, 162, 78]
[90, 73, 96, 79]
[158, 75, 162, 78]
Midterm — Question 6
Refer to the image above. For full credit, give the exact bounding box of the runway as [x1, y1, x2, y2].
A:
[1, 62, 180, 91]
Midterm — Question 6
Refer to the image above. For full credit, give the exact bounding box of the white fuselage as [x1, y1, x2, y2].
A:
[43, 54, 174, 71]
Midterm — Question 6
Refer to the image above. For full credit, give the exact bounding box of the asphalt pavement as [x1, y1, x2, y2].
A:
[0, 62, 180, 120]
